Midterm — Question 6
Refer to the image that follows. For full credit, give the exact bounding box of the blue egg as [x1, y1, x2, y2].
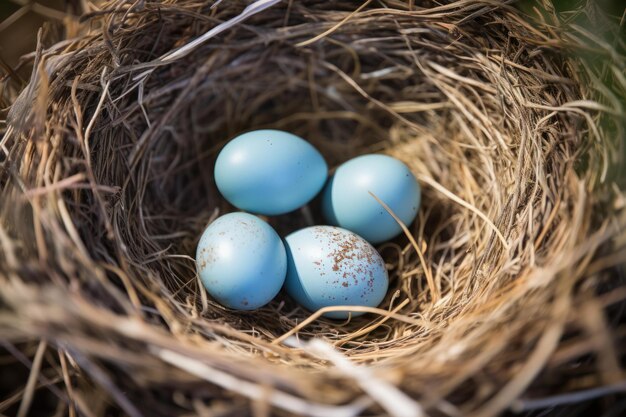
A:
[195, 212, 286, 310]
[284, 226, 388, 319]
[214, 130, 328, 215]
[322, 154, 420, 244]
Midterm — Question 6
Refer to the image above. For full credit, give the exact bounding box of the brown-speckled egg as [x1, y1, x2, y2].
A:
[284, 226, 388, 318]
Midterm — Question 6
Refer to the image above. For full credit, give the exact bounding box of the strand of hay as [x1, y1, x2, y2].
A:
[1, 1, 625, 416]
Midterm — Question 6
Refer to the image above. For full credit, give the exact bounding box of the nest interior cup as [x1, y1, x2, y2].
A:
[1, 1, 624, 417]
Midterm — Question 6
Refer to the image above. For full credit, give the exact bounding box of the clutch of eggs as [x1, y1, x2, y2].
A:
[196, 129, 421, 317]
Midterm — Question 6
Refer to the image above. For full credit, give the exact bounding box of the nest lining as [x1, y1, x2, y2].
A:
[0, 1, 624, 417]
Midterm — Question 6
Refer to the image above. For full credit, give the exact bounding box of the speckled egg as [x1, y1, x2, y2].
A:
[284, 226, 388, 319]
[214, 130, 328, 215]
[195, 212, 287, 310]
[322, 154, 420, 244]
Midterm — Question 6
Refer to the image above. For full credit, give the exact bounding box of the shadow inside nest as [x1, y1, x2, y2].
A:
[75, 10, 473, 339]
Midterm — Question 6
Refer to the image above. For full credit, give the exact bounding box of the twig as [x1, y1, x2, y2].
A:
[417, 175, 509, 250]
[156, 348, 371, 417]
[16, 341, 47, 417]
[306, 339, 425, 417]
[511, 381, 626, 412]
[296, 0, 374, 47]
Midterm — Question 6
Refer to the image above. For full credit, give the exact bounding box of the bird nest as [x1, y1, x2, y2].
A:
[1, 1, 625, 417]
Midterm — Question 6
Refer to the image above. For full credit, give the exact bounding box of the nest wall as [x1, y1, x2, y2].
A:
[1, 1, 624, 417]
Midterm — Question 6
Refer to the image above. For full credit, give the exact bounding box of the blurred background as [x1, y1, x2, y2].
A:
[0, 0, 623, 73]
[0, 0, 623, 96]
[1, 0, 68, 71]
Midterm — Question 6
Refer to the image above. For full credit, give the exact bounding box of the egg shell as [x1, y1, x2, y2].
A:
[196, 212, 286, 310]
[284, 226, 388, 319]
[322, 154, 420, 244]
[214, 130, 328, 215]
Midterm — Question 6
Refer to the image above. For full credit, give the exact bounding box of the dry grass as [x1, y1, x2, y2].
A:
[0, 1, 625, 416]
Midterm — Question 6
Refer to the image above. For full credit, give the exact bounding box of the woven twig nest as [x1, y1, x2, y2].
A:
[1, 1, 625, 416]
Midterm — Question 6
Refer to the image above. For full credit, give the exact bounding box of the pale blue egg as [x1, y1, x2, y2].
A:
[214, 130, 328, 215]
[284, 226, 388, 319]
[322, 154, 420, 244]
[195, 212, 287, 310]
